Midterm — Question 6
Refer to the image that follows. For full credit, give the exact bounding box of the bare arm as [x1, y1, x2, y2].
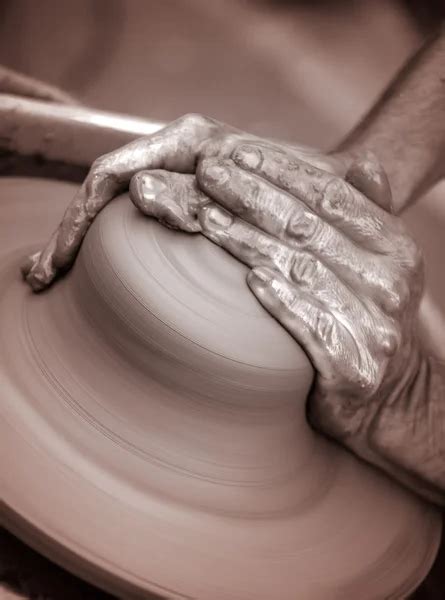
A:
[335, 26, 445, 214]
[329, 28, 445, 503]
[0, 65, 77, 105]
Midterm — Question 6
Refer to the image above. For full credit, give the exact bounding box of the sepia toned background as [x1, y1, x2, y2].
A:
[0, 0, 443, 598]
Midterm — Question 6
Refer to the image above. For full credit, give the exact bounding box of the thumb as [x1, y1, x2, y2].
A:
[129, 170, 208, 232]
[345, 151, 393, 213]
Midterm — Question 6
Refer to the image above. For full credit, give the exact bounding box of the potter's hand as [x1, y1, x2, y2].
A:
[22, 27, 445, 292]
[22, 114, 353, 292]
[188, 146, 442, 505]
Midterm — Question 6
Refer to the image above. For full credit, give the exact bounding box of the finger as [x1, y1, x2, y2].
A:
[130, 170, 209, 232]
[198, 202, 293, 273]
[23, 114, 234, 291]
[231, 143, 401, 252]
[288, 251, 398, 356]
[247, 266, 383, 439]
[197, 161, 395, 303]
[21, 234, 58, 292]
[345, 151, 393, 213]
[198, 158, 296, 237]
[246, 266, 362, 385]
[197, 156, 376, 255]
[53, 116, 222, 264]
[199, 206, 396, 355]
[21, 251, 41, 279]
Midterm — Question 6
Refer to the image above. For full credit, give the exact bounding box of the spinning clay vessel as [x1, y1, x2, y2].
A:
[0, 178, 441, 599]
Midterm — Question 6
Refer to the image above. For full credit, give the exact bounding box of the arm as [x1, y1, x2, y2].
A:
[0, 65, 77, 105]
[335, 26, 445, 214]
[331, 29, 445, 502]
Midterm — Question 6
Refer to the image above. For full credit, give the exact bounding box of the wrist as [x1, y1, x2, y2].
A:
[365, 351, 445, 504]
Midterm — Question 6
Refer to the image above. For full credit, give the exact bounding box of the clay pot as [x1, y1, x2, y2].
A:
[0, 178, 441, 599]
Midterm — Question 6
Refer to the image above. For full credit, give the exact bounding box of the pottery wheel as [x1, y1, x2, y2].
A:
[0, 178, 441, 599]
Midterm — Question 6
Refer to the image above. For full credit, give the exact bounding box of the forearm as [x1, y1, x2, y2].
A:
[0, 65, 77, 104]
[361, 353, 445, 506]
[334, 26, 445, 213]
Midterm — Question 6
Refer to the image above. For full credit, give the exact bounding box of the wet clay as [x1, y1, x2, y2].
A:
[0, 178, 441, 599]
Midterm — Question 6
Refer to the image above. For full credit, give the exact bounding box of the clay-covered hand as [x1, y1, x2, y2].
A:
[129, 146, 444, 504]
[191, 146, 445, 503]
[130, 144, 444, 503]
[193, 145, 423, 434]
[21, 114, 368, 291]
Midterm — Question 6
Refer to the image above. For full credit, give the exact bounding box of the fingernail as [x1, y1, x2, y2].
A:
[346, 158, 393, 213]
[233, 145, 262, 170]
[199, 204, 233, 231]
[203, 164, 229, 184]
[27, 270, 47, 292]
[130, 173, 166, 207]
[140, 173, 166, 200]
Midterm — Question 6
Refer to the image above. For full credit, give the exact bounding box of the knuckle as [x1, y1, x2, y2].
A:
[200, 158, 230, 185]
[314, 310, 336, 342]
[179, 112, 212, 131]
[381, 277, 410, 315]
[376, 323, 402, 357]
[285, 208, 321, 246]
[253, 234, 276, 262]
[90, 153, 119, 180]
[200, 131, 243, 160]
[91, 154, 109, 174]
[321, 178, 351, 215]
[276, 285, 298, 313]
[290, 251, 318, 283]
[276, 167, 297, 190]
[198, 156, 216, 173]
[86, 155, 117, 202]
[243, 178, 263, 211]
[223, 132, 242, 146]
[232, 142, 264, 170]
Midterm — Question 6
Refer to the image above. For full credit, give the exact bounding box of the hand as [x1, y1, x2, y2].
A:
[196, 146, 437, 496]
[22, 113, 361, 291]
[129, 143, 429, 497]
[197, 145, 424, 439]
[21, 110, 442, 501]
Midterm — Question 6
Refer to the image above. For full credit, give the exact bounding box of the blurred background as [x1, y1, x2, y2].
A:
[1, 0, 443, 147]
[0, 0, 443, 598]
